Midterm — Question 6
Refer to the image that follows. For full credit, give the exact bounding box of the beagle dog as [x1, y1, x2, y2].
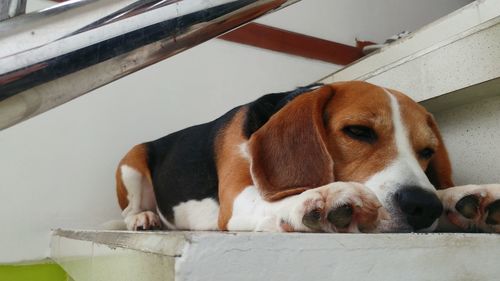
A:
[115, 81, 500, 233]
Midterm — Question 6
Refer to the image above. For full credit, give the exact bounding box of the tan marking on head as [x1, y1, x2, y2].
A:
[324, 81, 398, 183]
[389, 90, 453, 188]
[215, 108, 253, 230]
[115, 143, 151, 210]
[390, 91, 437, 166]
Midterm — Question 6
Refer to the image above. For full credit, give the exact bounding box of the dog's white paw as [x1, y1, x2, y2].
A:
[280, 182, 384, 233]
[124, 211, 162, 231]
[438, 184, 500, 233]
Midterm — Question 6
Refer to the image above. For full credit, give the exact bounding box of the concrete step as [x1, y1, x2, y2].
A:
[320, 0, 500, 109]
[51, 229, 500, 281]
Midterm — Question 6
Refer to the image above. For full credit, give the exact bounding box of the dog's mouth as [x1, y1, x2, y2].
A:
[376, 204, 440, 233]
[376, 204, 412, 232]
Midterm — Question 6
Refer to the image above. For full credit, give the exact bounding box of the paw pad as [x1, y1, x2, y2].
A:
[327, 205, 353, 229]
[302, 209, 322, 231]
[485, 200, 500, 225]
[455, 194, 479, 219]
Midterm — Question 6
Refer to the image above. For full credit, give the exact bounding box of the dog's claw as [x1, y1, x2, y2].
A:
[125, 211, 161, 231]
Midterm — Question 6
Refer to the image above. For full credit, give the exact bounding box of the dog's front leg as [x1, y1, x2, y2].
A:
[436, 184, 500, 233]
[227, 182, 384, 233]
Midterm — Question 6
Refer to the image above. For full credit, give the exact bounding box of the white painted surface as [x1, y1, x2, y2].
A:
[52, 230, 500, 281]
[256, 0, 473, 46]
[321, 0, 500, 85]
[1, 0, 473, 263]
[25, 0, 53, 12]
[51, 234, 175, 281]
[366, 17, 500, 102]
[433, 95, 500, 185]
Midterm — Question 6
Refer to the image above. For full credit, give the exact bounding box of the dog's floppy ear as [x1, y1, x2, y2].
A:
[426, 114, 454, 189]
[248, 85, 335, 201]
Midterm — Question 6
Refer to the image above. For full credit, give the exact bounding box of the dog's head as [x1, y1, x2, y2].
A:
[248, 81, 453, 232]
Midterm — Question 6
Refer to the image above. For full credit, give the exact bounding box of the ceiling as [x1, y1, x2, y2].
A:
[26, 0, 475, 65]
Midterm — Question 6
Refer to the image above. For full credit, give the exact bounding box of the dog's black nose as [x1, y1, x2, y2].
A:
[396, 187, 443, 231]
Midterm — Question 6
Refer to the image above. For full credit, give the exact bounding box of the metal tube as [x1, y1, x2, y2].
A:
[0, 0, 299, 130]
[1, 0, 26, 21]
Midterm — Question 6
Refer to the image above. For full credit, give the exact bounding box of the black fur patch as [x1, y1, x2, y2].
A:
[243, 83, 323, 138]
[145, 107, 239, 223]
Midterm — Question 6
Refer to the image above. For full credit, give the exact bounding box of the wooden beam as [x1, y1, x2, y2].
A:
[219, 23, 365, 65]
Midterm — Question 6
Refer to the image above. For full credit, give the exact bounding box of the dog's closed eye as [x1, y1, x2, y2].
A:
[418, 148, 435, 159]
[342, 125, 378, 144]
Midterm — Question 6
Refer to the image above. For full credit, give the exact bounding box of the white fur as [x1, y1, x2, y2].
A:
[228, 183, 374, 232]
[239, 142, 250, 161]
[363, 89, 437, 231]
[228, 185, 280, 231]
[165, 198, 220, 230]
[121, 165, 143, 217]
[124, 211, 161, 230]
[120, 165, 158, 230]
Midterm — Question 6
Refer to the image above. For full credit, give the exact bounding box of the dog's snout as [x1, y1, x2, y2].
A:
[395, 187, 443, 231]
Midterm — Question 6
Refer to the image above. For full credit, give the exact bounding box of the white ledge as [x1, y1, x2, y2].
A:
[51, 229, 500, 281]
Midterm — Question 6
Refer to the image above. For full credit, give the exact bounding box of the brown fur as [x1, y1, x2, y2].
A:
[115, 144, 151, 210]
[248, 86, 335, 201]
[425, 115, 454, 188]
[324, 82, 397, 182]
[215, 108, 253, 230]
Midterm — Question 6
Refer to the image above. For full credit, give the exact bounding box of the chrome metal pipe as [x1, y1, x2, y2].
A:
[0, 0, 299, 130]
[0, 0, 26, 21]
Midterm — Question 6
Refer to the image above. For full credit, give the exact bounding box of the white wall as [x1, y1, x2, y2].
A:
[433, 95, 500, 185]
[1, 0, 471, 263]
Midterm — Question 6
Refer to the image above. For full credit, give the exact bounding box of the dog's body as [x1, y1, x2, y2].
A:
[116, 81, 500, 233]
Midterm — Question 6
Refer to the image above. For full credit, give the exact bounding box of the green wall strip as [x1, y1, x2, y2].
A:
[0, 262, 68, 281]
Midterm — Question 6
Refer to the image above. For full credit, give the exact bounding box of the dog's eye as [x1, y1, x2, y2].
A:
[419, 148, 435, 159]
[342, 125, 377, 143]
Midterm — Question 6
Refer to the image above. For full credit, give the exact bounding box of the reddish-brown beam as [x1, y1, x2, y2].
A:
[219, 23, 366, 65]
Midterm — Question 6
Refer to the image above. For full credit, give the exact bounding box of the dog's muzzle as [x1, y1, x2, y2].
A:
[395, 186, 443, 231]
